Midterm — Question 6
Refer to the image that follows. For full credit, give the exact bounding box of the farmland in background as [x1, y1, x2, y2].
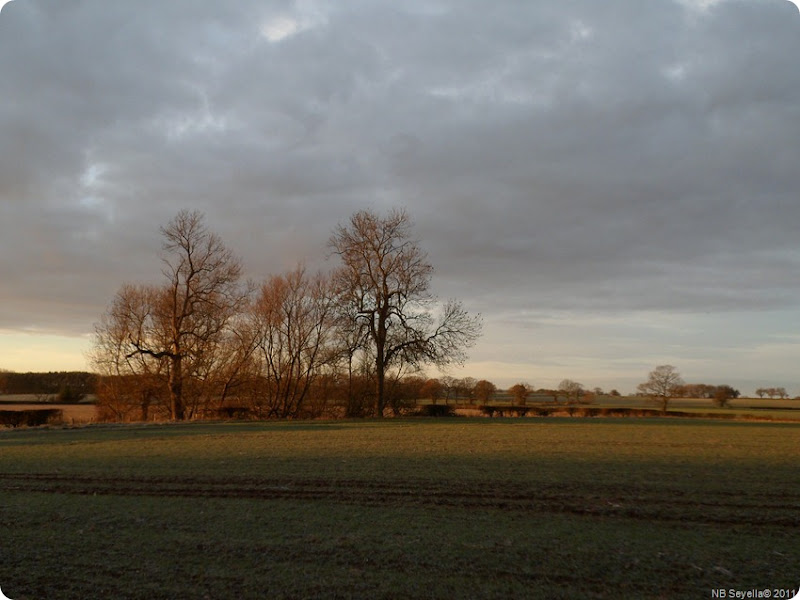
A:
[0, 395, 97, 424]
[2, 390, 800, 425]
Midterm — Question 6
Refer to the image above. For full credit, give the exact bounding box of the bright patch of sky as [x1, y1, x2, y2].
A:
[0, 333, 91, 373]
[259, 2, 328, 43]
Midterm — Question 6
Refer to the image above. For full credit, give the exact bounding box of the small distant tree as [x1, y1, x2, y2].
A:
[558, 379, 584, 404]
[452, 377, 477, 403]
[439, 376, 457, 402]
[755, 387, 766, 398]
[386, 374, 425, 415]
[508, 382, 532, 406]
[637, 365, 684, 413]
[712, 385, 739, 408]
[473, 380, 497, 405]
[56, 383, 86, 403]
[775, 387, 789, 399]
[609, 389, 621, 397]
[419, 378, 444, 404]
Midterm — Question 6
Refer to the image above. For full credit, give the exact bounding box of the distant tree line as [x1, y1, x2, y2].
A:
[91, 209, 481, 421]
[754, 387, 789, 399]
[0, 371, 96, 401]
[676, 383, 741, 407]
[636, 366, 749, 410]
[675, 383, 740, 400]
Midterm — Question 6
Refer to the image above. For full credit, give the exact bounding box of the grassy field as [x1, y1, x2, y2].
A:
[1, 418, 798, 599]
[0, 396, 97, 424]
[434, 395, 800, 421]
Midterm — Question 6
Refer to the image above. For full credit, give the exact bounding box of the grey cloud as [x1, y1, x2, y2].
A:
[1, 0, 799, 342]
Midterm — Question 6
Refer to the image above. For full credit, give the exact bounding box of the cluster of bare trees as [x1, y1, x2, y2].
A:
[637, 366, 743, 410]
[91, 209, 481, 421]
[755, 387, 789, 399]
[415, 376, 484, 404]
[677, 383, 737, 400]
[675, 383, 740, 407]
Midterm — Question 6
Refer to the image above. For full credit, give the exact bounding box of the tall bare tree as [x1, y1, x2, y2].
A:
[247, 265, 336, 418]
[329, 208, 482, 416]
[473, 379, 497, 405]
[94, 210, 249, 421]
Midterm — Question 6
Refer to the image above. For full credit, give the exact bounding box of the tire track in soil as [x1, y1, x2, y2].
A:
[0, 472, 797, 527]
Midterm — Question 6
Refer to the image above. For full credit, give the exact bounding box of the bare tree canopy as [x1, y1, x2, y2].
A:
[637, 365, 685, 413]
[558, 379, 584, 404]
[329, 208, 482, 416]
[246, 265, 336, 418]
[508, 382, 532, 405]
[474, 379, 497, 405]
[93, 210, 249, 420]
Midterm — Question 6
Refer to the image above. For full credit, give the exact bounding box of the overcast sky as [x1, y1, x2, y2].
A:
[1, 0, 799, 394]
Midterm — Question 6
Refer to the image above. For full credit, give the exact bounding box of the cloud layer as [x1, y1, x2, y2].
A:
[1, 0, 799, 390]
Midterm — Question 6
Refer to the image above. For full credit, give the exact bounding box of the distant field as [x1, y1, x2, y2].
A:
[595, 396, 800, 421]
[1, 418, 798, 599]
[426, 395, 800, 421]
[0, 394, 97, 404]
[2, 393, 797, 426]
[0, 400, 96, 424]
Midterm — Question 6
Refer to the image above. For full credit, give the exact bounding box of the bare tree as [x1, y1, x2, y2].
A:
[637, 365, 684, 413]
[420, 378, 444, 404]
[91, 284, 169, 421]
[508, 382, 532, 406]
[474, 379, 497, 405]
[246, 265, 336, 418]
[712, 385, 739, 408]
[452, 377, 477, 403]
[94, 210, 250, 421]
[558, 379, 584, 404]
[329, 208, 482, 416]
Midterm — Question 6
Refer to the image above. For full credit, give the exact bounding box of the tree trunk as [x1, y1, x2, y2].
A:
[169, 356, 185, 420]
[140, 392, 150, 422]
[375, 309, 387, 417]
[375, 357, 385, 417]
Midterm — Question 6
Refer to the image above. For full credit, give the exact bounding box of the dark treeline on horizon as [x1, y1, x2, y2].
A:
[0, 371, 96, 399]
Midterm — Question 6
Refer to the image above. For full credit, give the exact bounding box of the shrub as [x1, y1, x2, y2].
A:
[417, 404, 455, 417]
[215, 406, 252, 420]
[0, 409, 63, 427]
[57, 384, 86, 403]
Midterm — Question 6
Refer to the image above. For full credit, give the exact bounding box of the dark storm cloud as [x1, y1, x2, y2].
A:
[1, 0, 799, 337]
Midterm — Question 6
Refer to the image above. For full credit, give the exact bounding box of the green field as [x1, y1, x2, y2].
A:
[1, 419, 798, 599]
